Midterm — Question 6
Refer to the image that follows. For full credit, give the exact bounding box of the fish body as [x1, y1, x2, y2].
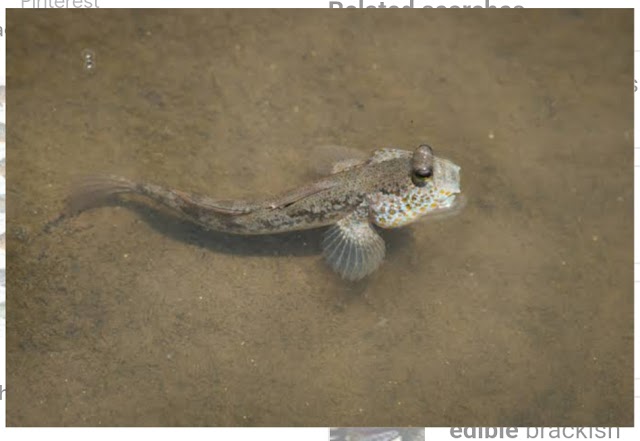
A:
[69, 145, 462, 280]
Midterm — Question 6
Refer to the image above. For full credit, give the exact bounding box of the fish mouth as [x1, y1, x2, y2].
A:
[448, 193, 467, 212]
[420, 193, 466, 223]
[438, 192, 465, 212]
[435, 158, 461, 194]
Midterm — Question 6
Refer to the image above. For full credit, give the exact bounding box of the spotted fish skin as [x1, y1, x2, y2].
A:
[365, 149, 460, 229]
[368, 173, 458, 228]
[67, 145, 462, 280]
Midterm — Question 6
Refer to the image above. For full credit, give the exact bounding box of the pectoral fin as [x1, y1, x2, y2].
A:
[322, 214, 386, 281]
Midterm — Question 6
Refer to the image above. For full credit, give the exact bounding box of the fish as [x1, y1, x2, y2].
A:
[65, 144, 463, 281]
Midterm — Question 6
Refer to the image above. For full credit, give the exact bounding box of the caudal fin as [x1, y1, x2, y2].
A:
[65, 175, 137, 216]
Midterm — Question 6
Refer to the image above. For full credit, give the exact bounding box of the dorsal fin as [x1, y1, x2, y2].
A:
[310, 145, 369, 176]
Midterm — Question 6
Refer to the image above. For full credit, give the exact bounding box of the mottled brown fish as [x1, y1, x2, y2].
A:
[67, 144, 463, 281]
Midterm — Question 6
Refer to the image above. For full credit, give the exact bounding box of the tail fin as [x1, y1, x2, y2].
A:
[65, 175, 137, 216]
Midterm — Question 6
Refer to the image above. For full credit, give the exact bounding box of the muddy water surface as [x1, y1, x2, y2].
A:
[7, 9, 633, 426]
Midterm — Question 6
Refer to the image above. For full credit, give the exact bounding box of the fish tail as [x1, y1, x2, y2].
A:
[66, 176, 238, 230]
[65, 175, 139, 216]
[64, 176, 308, 235]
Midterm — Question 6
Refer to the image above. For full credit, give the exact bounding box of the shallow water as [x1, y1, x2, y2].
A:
[7, 9, 633, 426]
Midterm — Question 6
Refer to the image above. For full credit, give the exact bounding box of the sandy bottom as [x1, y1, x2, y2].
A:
[7, 9, 633, 426]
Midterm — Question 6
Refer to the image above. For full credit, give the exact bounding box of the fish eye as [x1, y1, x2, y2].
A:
[411, 167, 433, 187]
[412, 144, 435, 187]
[414, 168, 433, 179]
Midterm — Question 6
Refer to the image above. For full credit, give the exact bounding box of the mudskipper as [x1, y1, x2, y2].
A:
[66, 144, 463, 281]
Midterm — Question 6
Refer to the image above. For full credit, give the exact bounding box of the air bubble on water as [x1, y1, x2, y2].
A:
[81, 48, 96, 73]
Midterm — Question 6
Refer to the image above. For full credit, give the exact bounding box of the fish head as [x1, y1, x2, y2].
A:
[369, 144, 463, 229]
